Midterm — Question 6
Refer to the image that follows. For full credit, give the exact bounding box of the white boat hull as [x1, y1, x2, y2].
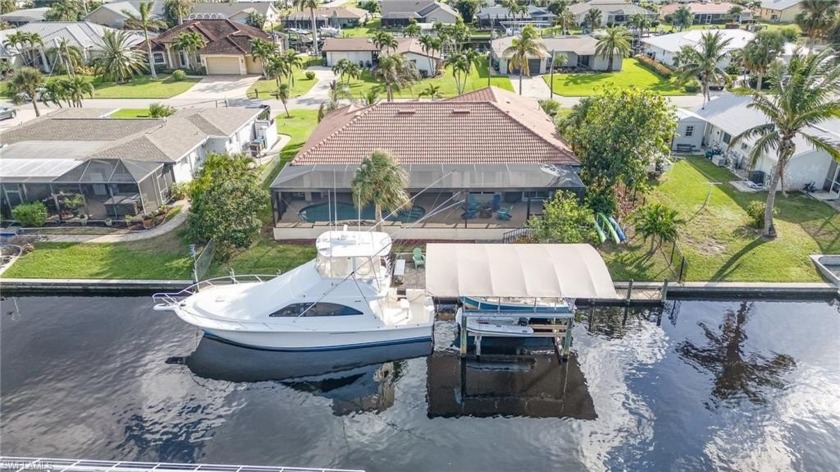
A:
[200, 324, 434, 351]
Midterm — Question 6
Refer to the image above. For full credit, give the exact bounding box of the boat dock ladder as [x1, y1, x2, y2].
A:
[0, 456, 364, 472]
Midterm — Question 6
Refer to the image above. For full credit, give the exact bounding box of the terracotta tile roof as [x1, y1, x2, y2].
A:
[150, 19, 270, 56]
[286, 6, 367, 21]
[660, 2, 740, 16]
[291, 87, 577, 166]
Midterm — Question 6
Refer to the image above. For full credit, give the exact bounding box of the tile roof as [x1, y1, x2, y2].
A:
[151, 19, 270, 56]
[291, 86, 577, 166]
[381, 0, 458, 19]
[760, 0, 803, 11]
[659, 2, 741, 16]
[568, 0, 655, 16]
[491, 35, 597, 58]
[286, 6, 367, 21]
[323, 37, 441, 58]
[188, 1, 278, 19]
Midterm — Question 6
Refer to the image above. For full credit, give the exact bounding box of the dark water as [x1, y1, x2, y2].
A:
[1, 296, 839, 471]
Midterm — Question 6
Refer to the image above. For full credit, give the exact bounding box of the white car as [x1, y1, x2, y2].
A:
[0, 107, 17, 121]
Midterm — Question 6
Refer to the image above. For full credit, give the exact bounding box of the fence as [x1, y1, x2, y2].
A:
[663, 238, 689, 282]
[502, 227, 533, 243]
[192, 239, 215, 282]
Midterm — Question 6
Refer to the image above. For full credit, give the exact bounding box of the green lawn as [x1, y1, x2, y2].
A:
[601, 157, 840, 282]
[44, 74, 201, 99]
[339, 18, 382, 38]
[248, 68, 319, 99]
[342, 57, 512, 100]
[109, 108, 151, 118]
[543, 58, 688, 96]
[209, 239, 315, 276]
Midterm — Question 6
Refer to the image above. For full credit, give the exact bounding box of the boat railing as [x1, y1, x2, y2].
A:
[152, 273, 279, 310]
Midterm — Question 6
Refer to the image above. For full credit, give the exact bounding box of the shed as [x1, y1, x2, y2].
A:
[672, 108, 705, 153]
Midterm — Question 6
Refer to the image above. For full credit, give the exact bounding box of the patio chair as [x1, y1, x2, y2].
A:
[490, 194, 502, 212]
[412, 248, 425, 268]
[461, 208, 477, 220]
[497, 206, 511, 221]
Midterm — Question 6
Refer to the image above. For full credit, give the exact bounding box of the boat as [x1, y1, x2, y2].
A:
[461, 315, 534, 337]
[152, 228, 435, 351]
[460, 295, 572, 313]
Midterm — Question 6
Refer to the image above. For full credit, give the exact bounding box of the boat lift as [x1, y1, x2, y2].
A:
[425, 244, 620, 360]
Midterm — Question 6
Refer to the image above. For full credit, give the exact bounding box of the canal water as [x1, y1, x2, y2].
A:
[1, 296, 839, 471]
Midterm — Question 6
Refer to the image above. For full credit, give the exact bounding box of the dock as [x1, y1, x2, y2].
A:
[0, 456, 363, 472]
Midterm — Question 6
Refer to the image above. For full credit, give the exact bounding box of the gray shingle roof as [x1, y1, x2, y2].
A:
[189, 1, 277, 18]
[18, 21, 145, 50]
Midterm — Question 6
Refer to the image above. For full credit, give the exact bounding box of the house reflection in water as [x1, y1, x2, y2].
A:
[426, 351, 596, 420]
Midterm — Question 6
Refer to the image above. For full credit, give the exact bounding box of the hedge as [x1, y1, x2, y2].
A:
[635, 54, 674, 79]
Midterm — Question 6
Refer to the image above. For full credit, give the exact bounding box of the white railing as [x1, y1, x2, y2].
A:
[151, 273, 279, 310]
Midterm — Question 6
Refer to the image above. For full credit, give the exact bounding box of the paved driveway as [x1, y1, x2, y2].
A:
[172, 75, 261, 100]
[0, 103, 42, 131]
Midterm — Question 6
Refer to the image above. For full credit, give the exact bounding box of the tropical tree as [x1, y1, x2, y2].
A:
[45, 0, 83, 21]
[403, 18, 421, 37]
[6, 32, 42, 67]
[281, 49, 303, 86]
[125, 1, 167, 79]
[40, 80, 67, 108]
[360, 88, 380, 106]
[274, 83, 291, 118]
[503, 25, 546, 95]
[149, 102, 176, 117]
[47, 38, 82, 75]
[351, 150, 410, 230]
[673, 5, 694, 31]
[318, 80, 351, 121]
[245, 11, 267, 29]
[728, 5, 744, 23]
[730, 49, 840, 238]
[60, 75, 94, 107]
[265, 53, 289, 88]
[529, 191, 597, 243]
[453, 0, 479, 23]
[554, 10, 575, 35]
[419, 84, 441, 100]
[163, 0, 193, 26]
[444, 50, 476, 95]
[373, 30, 398, 52]
[172, 31, 205, 72]
[628, 13, 649, 48]
[675, 31, 732, 107]
[250, 38, 277, 79]
[373, 54, 419, 101]
[7, 67, 44, 116]
[93, 30, 147, 83]
[294, 0, 320, 55]
[332, 58, 360, 84]
[741, 30, 784, 90]
[795, 0, 839, 47]
[418, 34, 440, 77]
[595, 26, 632, 72]
[633, 203, 685, 250]
[583, 8, 602, 32]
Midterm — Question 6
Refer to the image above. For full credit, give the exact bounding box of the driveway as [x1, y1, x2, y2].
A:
[0, 104, 40, 131]
[172, 75, 261, 100]
[287, 67, 338, 109]
[508, 74, 552, 101]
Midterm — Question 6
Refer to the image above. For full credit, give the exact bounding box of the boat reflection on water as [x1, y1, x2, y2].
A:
[174, 337, 432, 416]
[427, 350, 596, 420]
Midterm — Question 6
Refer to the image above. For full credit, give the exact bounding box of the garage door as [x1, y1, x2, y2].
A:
[528, 59, 542, 74]
[205, 56, 241, 75]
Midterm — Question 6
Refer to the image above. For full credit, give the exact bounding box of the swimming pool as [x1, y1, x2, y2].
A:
[298, 202, 426, 223]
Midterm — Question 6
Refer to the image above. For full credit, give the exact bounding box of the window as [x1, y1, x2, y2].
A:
[685, 125, 694, 137]
[153, 52, 166, 65]
[722, 132, 732, 144]
[179, 51, 187, 67]
[269, 302, 363, 317]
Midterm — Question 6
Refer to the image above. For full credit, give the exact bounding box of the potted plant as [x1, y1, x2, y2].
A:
[79, 214, 88, 226]
[124, 214, 134, 228]
[104, 218, 113, 227]
[63, 194, 85, 216]
[142, 214, 153, 229]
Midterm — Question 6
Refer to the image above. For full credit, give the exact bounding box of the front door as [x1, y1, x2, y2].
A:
[825, 161, 840, 198]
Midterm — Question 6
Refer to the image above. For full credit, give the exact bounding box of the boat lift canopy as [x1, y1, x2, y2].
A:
[425, 244, 619, 300]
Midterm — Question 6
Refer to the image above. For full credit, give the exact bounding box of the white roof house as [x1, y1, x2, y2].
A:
[84, 2, 142, 28]
[758, 0, 804, 22]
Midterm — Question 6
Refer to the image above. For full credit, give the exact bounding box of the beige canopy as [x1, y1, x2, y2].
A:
[425, 244, 619, 300]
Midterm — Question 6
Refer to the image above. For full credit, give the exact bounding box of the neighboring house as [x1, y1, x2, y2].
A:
[0, 7, 48, 26]
[149, 19, 274, 75]
[641, 29, 756, 68]
[380, 0, 460, 27]
[269, 87, 583, 241]
[0, 29, 24, 69]
[16, 21, 145, 72]
[671, 108, 705, 152]
[187, 2, 282, 28]
[490, 35, 622, 74]
[283, 7, 368, 29]
[659, 2, 752, 24]
[84, 1, 141, 28]
[475, 5, 556, 28]
[322, 37, 442, 76]
[0, 107, 277, 219]
[568, 0, 656, 27]
[675, 94, 840, 194]
[758, 0, 803, 22]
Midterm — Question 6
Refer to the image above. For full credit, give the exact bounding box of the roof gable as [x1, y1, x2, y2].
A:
[151, 19, 270, 55]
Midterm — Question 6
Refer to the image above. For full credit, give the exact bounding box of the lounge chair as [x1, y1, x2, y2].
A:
[497, 207, 511, 221]
[413, 248, 425, 268]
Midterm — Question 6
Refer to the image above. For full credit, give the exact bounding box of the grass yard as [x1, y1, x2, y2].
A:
[339, 18, 383, 38]
[209, 239, 315, 277]
[43, 74, 201, 99]
[601, 157, 840, 282]
[247, 66, 320, 99]
[543, 58, 687, 96]
[109, 108, 151, 118]
[342, 57, 512, 100]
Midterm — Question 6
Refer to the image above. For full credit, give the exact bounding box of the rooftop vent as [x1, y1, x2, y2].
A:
[452, 109, 471, 114]
[397, 109, 416, 114]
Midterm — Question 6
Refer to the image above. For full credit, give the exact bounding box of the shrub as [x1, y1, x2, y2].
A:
[746, 201, 776, 228]
[172, 69, 187, 81]
[779, 26, 799, 42]
[528, 191, 597, 244]
[305, 70, 316, 80]
[538, 99, 560, 116]
[149, 102, 176, 118]
[11, 202, 48, 227]
[683, 80, 701, 93]
[169, 182, 189, 200]
[634, 54, 673, 78]
[633, 202, 685, 250]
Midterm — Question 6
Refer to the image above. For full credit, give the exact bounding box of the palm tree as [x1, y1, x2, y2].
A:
[673, 6, 694, 31]
[7, 67, 44, 116]
[282, 50, 303, 86]
[628, 13, 649, 49]
[274, 83, 291, 117]
[45, 0, 82, 21]
[795, 0, 839, 48]
[419, 84, 441, 100]
[60, 75, 94, 107]
[245, 11, 267, 29]
[444, 50, 475, 95]
[93, 30, 146, 83]
[40, 80, 67, 108]
[332, 58, 360, 84]
[675, 31, 732, 107]
[373, 31, 398, 53]
[163, 0, 193, 25]
[418, 34, 439, 77]
[403, 18, 421, 38]
[294, 0, 320, 55]
[125, 1, 167, 79]
[730, 50, 840, 238]
[595, 26, 632, 72]
[741, 31, 784, 90]
[633, 203, 685, 251]
[360, 88, 380, 106]
[555, 10, 574, 35]
[250, 38, 277, 79]
[47, 38, 82, 75]
[351, 150, 410, 230]
[728, 5, 744, 24]
[265, 53, 289, 89]
[503, 25, 546, 95]
[149, 102, 176, 117]
[583, 8, 601, 32]
[7, 32, 43, 68]
[373, 54, 419, 101]
[317, 80, 351, 121]
[172, 31, 205, 72]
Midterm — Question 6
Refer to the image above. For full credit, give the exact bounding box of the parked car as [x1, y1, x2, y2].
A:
[15, 87, 46, 102]
[0, 107, 16, 120]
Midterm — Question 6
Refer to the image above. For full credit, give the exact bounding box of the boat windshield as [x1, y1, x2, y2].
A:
[316, 254, 383, 279]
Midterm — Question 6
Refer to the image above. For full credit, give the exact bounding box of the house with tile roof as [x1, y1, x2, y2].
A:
[490, 35, 622, 75]
[659, 2, 751, 24]
[149, 19, 274, 75]
[187, 2, 282, 28]
[475, 5, 556, 28]
[0, 107, 276, 220]
[322, 37, 442, 76]
[269, 87, 584, 240]
[568, 0, 656, 27]
[283, 6, 368, 29]
[380, 0, 460, 27]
